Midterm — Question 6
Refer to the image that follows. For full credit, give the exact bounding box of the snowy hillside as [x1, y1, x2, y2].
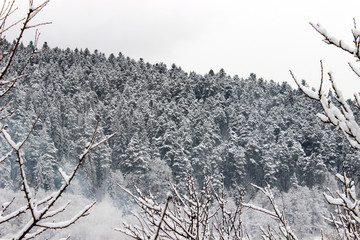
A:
[0, 41, 358, 197]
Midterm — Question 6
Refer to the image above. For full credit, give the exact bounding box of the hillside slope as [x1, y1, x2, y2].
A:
[0, 41, 358, 198]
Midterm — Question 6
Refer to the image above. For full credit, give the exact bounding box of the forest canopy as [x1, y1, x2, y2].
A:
[0, 40, 357, 199]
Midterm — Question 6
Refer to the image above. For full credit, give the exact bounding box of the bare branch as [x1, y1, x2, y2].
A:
[0, 1, 116, 238]
[310, 22, 358, 58]
[153, 195, 172, 240]
[290, 70, 320, 101]
[244, 184, 299, 240]
[319, 60, 324, 96]
[118, 175, 246, 240]
[35, 202, 96, 230]
[323, 172, 360, 239]
[7, 119, 112, 239]
[0, 205, 27, 224]
[25, 21, 52, 29]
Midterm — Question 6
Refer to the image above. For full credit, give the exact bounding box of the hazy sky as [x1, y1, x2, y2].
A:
[9, 0, 360, 98]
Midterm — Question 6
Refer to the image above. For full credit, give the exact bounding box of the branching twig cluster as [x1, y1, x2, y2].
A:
[243, 184, 298, 240]
[0, 0, 50, 107]
[1, 116, 114, 239]
[290, 20, 360, 150]
[0, 1, 114, 239]
[117, 175, 246, 240]
[290, 18, 360, 239]
[323, 172, 360, 240]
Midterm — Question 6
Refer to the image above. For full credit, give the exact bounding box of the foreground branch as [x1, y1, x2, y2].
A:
[117, 175, 247, 240]
[243, 184, 299, 240]
[1, 119, 114, 239]
[291, 20, 360, 150]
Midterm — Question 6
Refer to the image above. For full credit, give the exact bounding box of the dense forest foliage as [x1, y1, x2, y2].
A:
[0, 40, 358, 200]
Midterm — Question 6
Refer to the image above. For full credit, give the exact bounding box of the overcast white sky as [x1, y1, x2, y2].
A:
[8, 0, 360, 98]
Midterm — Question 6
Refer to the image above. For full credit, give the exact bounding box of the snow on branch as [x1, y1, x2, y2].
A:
[36, 202, 96, 229]
[291, 18, 360, 239]
[0, 149, 12, 163]
[292, 62, 360, 150]
[78, 118, 115, 160]
[291, 20, 360, 151]
[58, 168, 70, 185]
[323, 171, 360, 239]
[0, 75, 25, 97]
[290, 70, 320, 101]
[1, 118, 112, 239]
[349, 62, 360, 78]
[243, 184, 299, 240]
[117, 174, 246, 240]
[89, 133, 115, 151]
[0, 204, 27, 224]
[1, 127, 21, 150]
[1, 115, 40, 153]
[0, 1, 114, 238]
[310, 22, 358, 57]
[42, 200, 71, 219]
[242, 203, 278, 219]
[0, 1, 46, 95]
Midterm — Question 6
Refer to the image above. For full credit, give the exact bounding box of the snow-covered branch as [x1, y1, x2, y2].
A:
[291, 23, 360, 150]
[117, 174, 247, 240]
[243, 184, 299, 240]
[0, 0, 49, 103]
[291, 18, 360, 239]
[35, 202, 96, 230]
[0, 1, 115, 239]
[310, 22, 358, 57]
[0, 149, 12, 163]
[0, 205, 27, 224]
[0, 118, 112, 239]
[323, 172, 360, 239]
